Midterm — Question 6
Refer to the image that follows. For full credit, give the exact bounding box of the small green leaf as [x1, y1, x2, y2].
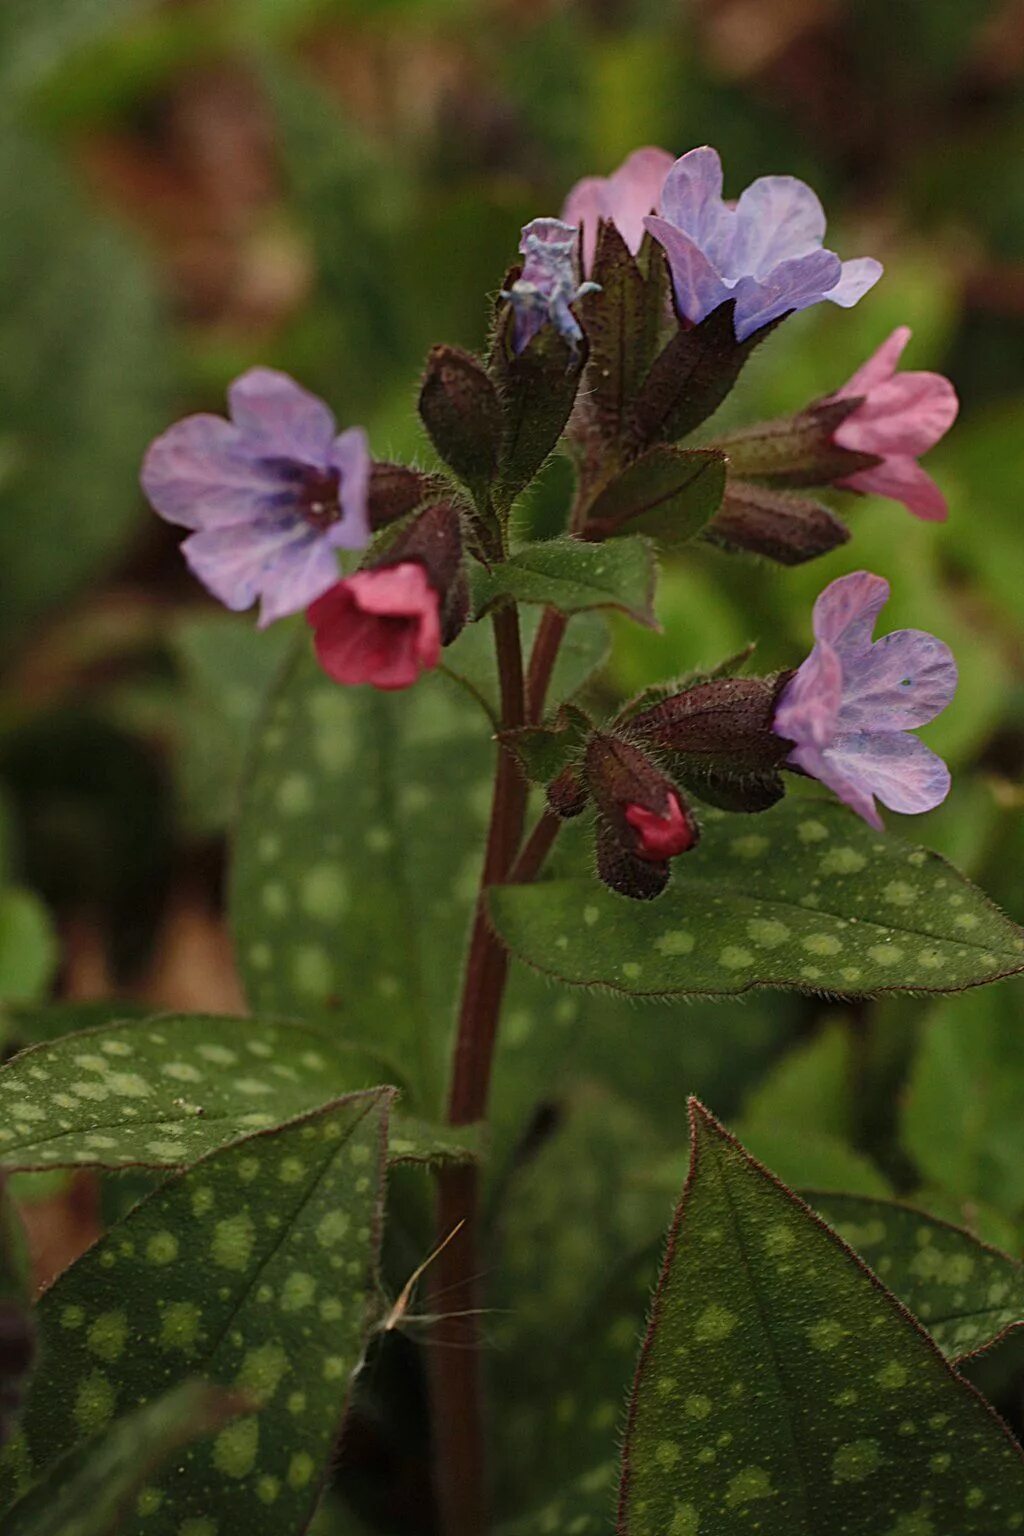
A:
[490, 799, 1024, 998]
[809, 1193, 1024, 1363]
[471, 538, 658, 627]
[620, 1102, 1024, 1535]
[583, 447, 726, 545]
[0, 890, 56, 1006]
[742, 1020, 856, 1142]
[492, 318, 584, 500]
[574, 220, 663, 447]
[0, 1014, 472, 1174]
[0, 1090, 392, 1528]
[2, 1382, 236, 1536]
[500, 705, 591, 785]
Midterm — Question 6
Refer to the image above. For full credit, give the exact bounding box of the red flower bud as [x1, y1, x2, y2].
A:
[624, 792, 696, 861]
[308, 563, 441, 691]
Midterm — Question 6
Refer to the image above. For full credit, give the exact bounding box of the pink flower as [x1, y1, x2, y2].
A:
[830, 327, 959, 521]
[562, 146, 675, 274]
[774, 571, 957, 830]
[307, 563, 441, 691]
[624, 793, 697, 861]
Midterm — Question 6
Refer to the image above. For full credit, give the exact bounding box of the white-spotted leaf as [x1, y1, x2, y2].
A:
[490, 800, 1024, 997]
[0, 1090, 391, 1532]
[619, 1103, 1024, 1535]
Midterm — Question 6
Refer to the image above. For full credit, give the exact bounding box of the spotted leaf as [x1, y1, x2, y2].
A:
[0, 1090, 391, 1531]
[490, 799, 1024, 998]
[619, 1102, 1024, 1535]
[2, 1381, 237, 1536]
[808, 1193, 1024, 1363]
[470, 538, 658, 628]
[0, 1014, 474, 1173]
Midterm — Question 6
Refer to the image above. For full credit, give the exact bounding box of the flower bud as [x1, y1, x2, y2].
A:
[367, 462, 448, 530]
[708, 399, 881, 489]
[704, 481, 850, 566]
[546, 765, 589, 820]
[584, 732, 698, 899]
[418, 344, 502, 489]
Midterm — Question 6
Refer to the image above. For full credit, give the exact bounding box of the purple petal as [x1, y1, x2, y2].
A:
[787, 741, 883, 830]
[732, 248, 842, 340]
[141, 414, 292, 532]
[644, 215, 732, 325]
[774, 639, 843, 752]
[227, 367, 337, 461]
[659, 147, 730, 254]
[826, 730, 951, 817]
[730, 175, 826, 279]
[835, 628, 958, 732]
[182, 516, 334, 620]
[811, 571, 890, 655]
[825, 257, 884, 309]
[256, 537, 342, 629]
[328, 426, 372, 550]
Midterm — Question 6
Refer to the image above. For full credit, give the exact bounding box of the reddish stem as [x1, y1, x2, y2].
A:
[525, 607, 568, 725]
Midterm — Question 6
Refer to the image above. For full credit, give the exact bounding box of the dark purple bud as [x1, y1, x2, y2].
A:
[585, 732, 698, 898]
[418, 345, 502, 489]
[705, 481, 850, 566]
[708, 398, 882, 489]
[377, 501, 465, 611]
[547, 765, 589, 820]
[595, 817, 670, 901]
[626, 676, 791, 770]
[368, 462, 449, 530]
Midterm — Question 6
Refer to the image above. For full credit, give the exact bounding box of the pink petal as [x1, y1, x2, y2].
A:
[824, 257, 884, 309]
[836, 372, 958, 458]
[774, 639, 843, 752]
[560, 176, 606, 274]
[562, 147, 674, 273]
[730, 175, 827, 279]
[834, 628, 957, 732]
[141, 415, 287, 531]
[732, 248, 842, 339]
[228, 367, 337, 460]
[837, 326, 911, 398]
[811, 570, 890, 654]
[826, 730, 951, 817]
[644, 215, 731, 324]
[840, 457, 949, 522]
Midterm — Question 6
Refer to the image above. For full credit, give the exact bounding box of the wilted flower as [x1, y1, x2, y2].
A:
[774, 571, 956, 830]
[562, 146, 675, 274]
[141, 368, 370, 628]
[503, 218, 598, 354]
[644, 146, 882, 341]
[308, 564, 441, 691]
[829, 327, 959, 521]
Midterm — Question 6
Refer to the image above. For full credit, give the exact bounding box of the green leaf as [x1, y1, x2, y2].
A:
[583, 448, 726, 545]
[0, 1013, 475, 1174]
[2, 1382, 236, 1536]
[231, 649, 498, 1113]
[497, 1463, 616, 1536]
[490, 799, 1024, 998]
[0, 1090, 392, 1527]
[574, 221, 664, 448]
[0, 131, 170, 645]
[500, 705, 591, 785]
[442, 609, 609, 726]
[620, 1102, 1024, 1535]
[492, 319, 584, 501]
[0, 1176, 34, 1453]
[903, 980, 1024, 1219]
[470, 538, 658, 627]
[734, 1127, 891, 1199]
[0, 891, 56, 1006]
[809, 1192, 1024, 1363]
[741, 1020, 856, 1142]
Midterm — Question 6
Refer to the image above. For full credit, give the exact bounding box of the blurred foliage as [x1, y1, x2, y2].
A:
[0, 0, 1022, 1526]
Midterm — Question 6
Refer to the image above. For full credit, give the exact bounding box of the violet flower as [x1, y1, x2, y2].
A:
[644, 146, 882, 341]
[141, 368, 371, 627]
[307, 564, 441, 691]
[562, 146, 675, 274]
[829, 326, 959, 522]
[503, 218, 598, 354]
[774, 571, 956, 830]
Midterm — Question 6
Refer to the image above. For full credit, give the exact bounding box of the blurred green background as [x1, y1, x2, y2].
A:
[0, 0, 1023, 1523]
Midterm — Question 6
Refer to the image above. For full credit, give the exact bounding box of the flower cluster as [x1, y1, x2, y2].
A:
[141, 141, 961, 898]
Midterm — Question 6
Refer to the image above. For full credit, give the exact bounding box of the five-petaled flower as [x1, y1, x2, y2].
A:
[503, 218, 598, 354]
[141, 367, 370, 627]
[643, 146, 882, 341]
[562, 146, 675, 274]
[828, 326, 959, 521]
[307, 564, 441, 691]
[774, 571, 957, 830]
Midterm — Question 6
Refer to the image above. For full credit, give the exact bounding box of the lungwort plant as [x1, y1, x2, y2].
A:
[2, 144, 1023, 1536]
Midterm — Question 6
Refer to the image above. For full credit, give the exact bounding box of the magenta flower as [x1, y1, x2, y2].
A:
[307, 563, 441, 691]
[643, 146, 882, 342]
[625, 793, 697, 862]
[829, 326, 959, 521]
[141, 368, 371, 627]
[562, 146, 675, 274]
[503, 218, 598, 354]
[774, 572, 956, 830]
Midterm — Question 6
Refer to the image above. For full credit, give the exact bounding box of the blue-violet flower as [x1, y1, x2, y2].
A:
[503, 218, 598, 354]
[774, 571, 957, 830]
[141, 367, 371, 627]
[644, 146, 882, 341]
